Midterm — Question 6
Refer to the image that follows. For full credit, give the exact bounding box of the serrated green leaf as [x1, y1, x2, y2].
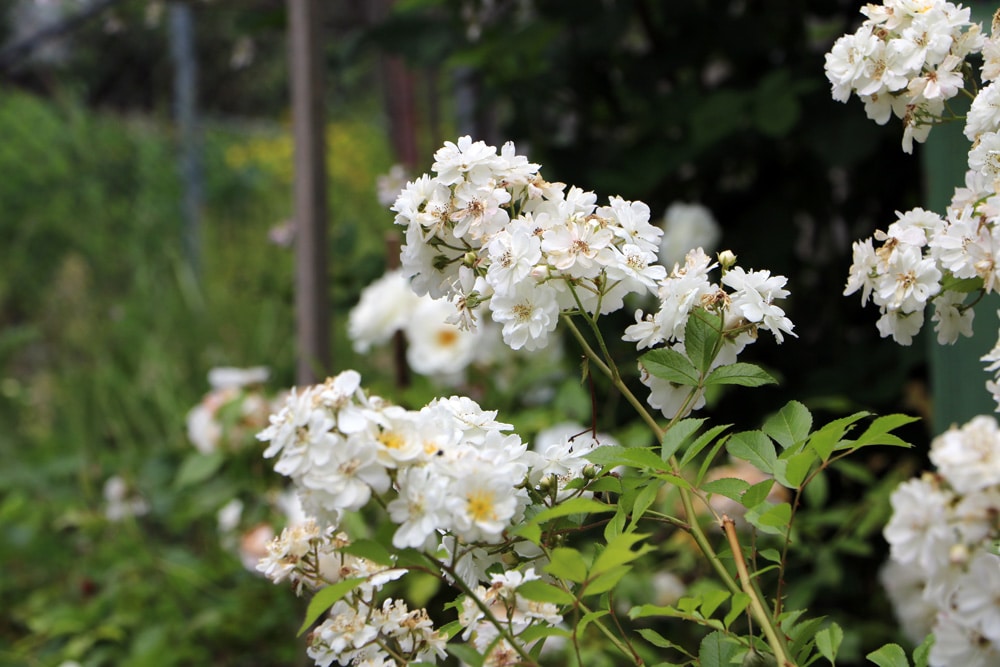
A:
[640, 348, 701, 386]
[763, 400, 812, 449]
[913, 634, 934, 667]
[744, 501, 791, 536]
[545, 547, 589, 583]
[808, 411, 871, 461]
[698, 630, 742, 667]
[694, 437, 731, 486]
[662, 417, 708, 461]
[727, 430, 777, 475]
[685, 307, 724, 373]
[866, 643, 910, 667]
[851, 413, 919, 448]
[701, 477, 751, 503]
[704, 362, 777, 387]
[741, 478, 775, 508]
[779, 450, 815, 489]
[516, 579, 575, 605]
[816, 623, 844, 664]
[297, 577, 366, 636]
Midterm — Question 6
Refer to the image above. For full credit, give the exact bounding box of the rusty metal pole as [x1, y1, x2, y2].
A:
[288, 0, 330, 385]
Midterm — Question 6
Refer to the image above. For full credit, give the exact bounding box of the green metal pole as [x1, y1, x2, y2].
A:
[924, 3, 998, 431]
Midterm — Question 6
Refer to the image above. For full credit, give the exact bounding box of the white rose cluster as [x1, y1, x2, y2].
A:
[824, 0, 985, 153]
[624, 248, 795, 418]
[833, 3, 1000, 410]
[391, 136, 667, 352]
[882, 415, 1000, 667]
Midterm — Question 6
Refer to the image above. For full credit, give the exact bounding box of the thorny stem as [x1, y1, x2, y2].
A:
[723, 516, 795, 667]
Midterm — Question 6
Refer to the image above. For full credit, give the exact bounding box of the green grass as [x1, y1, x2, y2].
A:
[0, 88, 397, 665]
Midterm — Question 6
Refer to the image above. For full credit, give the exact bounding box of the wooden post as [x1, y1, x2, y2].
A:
[288, 0, 330, 385]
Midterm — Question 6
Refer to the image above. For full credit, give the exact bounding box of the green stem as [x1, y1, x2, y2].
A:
[560, 314, 741, 597]
[432, 558, 538, 666]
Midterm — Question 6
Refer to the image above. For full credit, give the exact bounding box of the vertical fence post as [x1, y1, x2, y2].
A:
[168, 1, 202, 279]
[288, 0, 330, 385]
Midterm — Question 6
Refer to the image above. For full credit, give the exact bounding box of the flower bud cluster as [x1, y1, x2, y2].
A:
[824, 0, 984, 153]
[392, 136, 667, 351]
[881, 415, 1000, 666]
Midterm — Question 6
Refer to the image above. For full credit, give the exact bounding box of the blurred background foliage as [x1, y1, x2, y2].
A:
[0, 0, 935, 665]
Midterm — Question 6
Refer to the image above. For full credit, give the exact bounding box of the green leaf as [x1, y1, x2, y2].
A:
[816, 623, 844, 664]
[587, 445, 666, 471]
[680, 424, 732, 469]
[524, 497, 615, 525]
[545, 547, 589, 583]
[628, 480, 664, 529]
[517, 623, 572, 644]
[724, 592, 750, 628]
[726, 430, 777, 475]
[700, 589, 730, 619]
[701, 477, 751, 503]
[297, 577, 366, 636]
[174, 451, 225, 488]
[704, 362, 777, 388]
[661, 417, 708, 461]
[851, 413, 919, 449]
[866, 643, 910, 667]
[741, 478, 775, 508]
[516, 579, 575, 606]
[940, 273, 982, 293]
[640, 348, 701, 386]
[684, 307, 724, 374]
[698, 630, 742, 667]
[744, 501, 792, 536]
[448, 642, 485, 667]
[753, 69, 801, 137]
[592, 532, 654, 576]
[808, 411, 871, 461]
[913, 634, 934, 667]
[584, 564, 631, 596]
[577, 609, 609, 634]
[779, 450, 815, 489]
[637, 628, 689, 653]
[763, 400, 812, 449]
[337, 539, 394, 567]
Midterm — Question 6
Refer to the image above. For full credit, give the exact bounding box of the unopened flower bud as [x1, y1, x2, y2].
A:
[718, 249, 737, 271]
[949, 542, 970, 565]
[582, 464, 598, 479]
[463, 251, 478, 267]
